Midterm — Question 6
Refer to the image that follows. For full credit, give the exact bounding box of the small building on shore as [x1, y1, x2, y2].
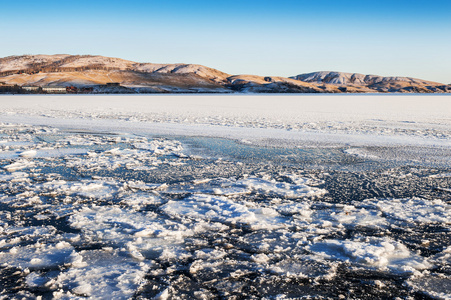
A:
[106, 82, 120, 87]
[22, 86, 41, 92]
[42, 87, 67, 94]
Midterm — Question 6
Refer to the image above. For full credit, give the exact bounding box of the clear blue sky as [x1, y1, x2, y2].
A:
[1, 0, 450, 83]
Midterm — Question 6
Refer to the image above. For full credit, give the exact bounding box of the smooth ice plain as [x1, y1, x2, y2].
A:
[0, 94, 450, 299]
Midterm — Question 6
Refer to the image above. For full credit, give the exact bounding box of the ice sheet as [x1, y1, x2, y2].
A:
[0, 95, 450, 150]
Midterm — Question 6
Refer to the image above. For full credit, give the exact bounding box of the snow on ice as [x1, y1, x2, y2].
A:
[0, 95, 450, 299]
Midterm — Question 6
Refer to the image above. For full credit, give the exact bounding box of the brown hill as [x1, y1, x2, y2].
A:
[0, 55, 230, 93]
[291, 71, 450, 93]
[0, 55, 449, 93]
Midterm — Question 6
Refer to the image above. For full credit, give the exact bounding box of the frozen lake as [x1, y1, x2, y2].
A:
[0, 94, 450, 299]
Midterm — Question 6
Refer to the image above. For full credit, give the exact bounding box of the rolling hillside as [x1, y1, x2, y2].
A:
[0, 55, 449, 93]
[291, 71, 449, 93]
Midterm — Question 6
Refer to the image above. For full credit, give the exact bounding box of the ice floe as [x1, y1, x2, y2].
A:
[0, 241, 74, 269]
[307, 237, 431, 273]
[162, 194, 287, 230]
[360, 197, 451, 225]
[52, 249, 151, 299]
[2, 159, 35, 172]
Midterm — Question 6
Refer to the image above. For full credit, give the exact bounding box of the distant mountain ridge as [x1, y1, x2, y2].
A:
[291, 71, 438, 86]
[0, 54, 449, 93]
[289, 71, 448, 93]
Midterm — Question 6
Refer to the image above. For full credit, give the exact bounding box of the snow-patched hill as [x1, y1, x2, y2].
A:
[0, 54, 230, 82]
[0, 55, 449, 93]
[291, 71, 438, 86]
[0, 55, 233, 93]
[291, 71, 449, 93]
